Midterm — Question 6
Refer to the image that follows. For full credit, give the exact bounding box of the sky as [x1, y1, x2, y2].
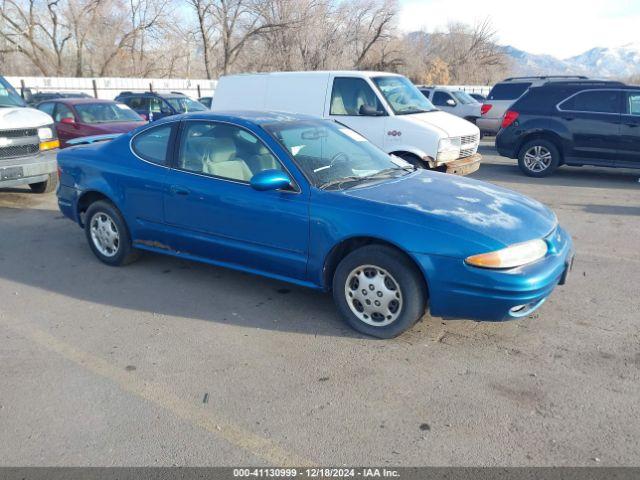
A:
[398, 0, 640, 59]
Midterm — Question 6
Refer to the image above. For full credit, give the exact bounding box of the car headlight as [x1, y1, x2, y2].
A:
[436, 137, 461, 162]
[465, 239, 548, 269]
[38, 125, 60, 151]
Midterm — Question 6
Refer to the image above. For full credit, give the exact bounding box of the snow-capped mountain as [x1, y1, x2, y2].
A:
[505, 43, 640, 79]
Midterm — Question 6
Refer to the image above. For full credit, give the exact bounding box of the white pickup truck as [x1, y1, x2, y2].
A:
[0, 76, 59, 193]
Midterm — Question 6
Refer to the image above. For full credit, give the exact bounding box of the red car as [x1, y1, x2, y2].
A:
[36, 98, 147, 148]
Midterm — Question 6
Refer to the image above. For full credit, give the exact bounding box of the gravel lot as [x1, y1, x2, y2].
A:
[1, 142, 639, 466]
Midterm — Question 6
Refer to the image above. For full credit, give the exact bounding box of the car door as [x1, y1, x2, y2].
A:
[557, 89, 621, 165]
[326, 76, 388, 147]
[432, 91, 458, 115]
[617, 90, 640, 167]
[162, 119, 310, 280]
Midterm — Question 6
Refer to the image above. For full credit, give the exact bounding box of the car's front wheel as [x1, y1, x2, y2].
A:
[333, 245, 427, 338]
[518, 139, 560, 177]
[84, 200, 139, 266]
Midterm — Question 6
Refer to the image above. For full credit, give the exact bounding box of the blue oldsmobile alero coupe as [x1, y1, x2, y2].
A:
[57, 111, 574, 338]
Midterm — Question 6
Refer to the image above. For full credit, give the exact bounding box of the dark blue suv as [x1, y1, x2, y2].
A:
[114, 91, 206, 122]
[496, 80, 640, 177]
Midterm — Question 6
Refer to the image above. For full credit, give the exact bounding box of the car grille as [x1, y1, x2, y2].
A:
[0, 144, 40, 159]
[459, 133, 480, 159]
[0, 128, 41, 160]
[0, 128, 38, 138]
[461, 133, 479, 145]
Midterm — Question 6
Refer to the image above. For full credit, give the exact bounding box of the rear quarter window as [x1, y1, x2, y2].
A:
[131, 124, 174, 165]
[488, 82, 532, 101]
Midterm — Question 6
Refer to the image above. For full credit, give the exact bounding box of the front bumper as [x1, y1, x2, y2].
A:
[415, 226, 574, 321]
[0, 150, 57, 188]
[443, 153, 481, 176]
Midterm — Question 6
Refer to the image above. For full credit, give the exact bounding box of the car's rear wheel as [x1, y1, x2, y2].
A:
[518, 139, 560, 177]
[29, 173, 58, 194]
[333, 245, 427, 338]
[84, 200, 139, 266]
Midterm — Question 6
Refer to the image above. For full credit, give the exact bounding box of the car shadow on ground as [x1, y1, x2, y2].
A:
[476, 145, 640, 191]
[0, 205, 396, 339]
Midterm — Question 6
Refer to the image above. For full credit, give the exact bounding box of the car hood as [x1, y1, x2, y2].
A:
[401, 110, 479, 137]
[341, 170, 558, 248]
[0, 107, 53, 129]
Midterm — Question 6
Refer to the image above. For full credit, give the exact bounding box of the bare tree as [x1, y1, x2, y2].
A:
[0, 0, 72, 75]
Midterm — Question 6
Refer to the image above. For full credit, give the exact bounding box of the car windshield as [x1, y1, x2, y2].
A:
[452, 91, 477, 104]
[75, 103, 143, 124]
[165, 96, 207, 113]
[264, 119, 415, 190]
[372, 76, 436, 115]
[0, 77, 26, 108]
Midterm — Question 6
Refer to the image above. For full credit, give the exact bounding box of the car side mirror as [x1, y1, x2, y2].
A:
[359, 104, 385, 116]
[446, 99, 456, 107]
[60, 117, 76, 125]
[250, 169, 292, 191]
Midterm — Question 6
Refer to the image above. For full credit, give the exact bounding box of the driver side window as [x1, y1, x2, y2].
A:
[433, 91, 455, 107]
[54, 104, 75, 122]
[330, 77, 384, 116]
[178, 121, 285, 183]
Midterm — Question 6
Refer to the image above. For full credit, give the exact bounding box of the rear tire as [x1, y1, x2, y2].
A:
[333, 245, 427, 339]
[84, 200, 139, 266]
[29, 173, 58, 194]
[518, 139, 560, 177]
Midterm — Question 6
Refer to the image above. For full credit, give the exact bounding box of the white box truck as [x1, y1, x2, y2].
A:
[0, 76, 59, 193]
[212, 71, 481, 175]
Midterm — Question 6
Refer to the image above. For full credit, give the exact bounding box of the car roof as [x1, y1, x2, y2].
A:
[117, 91, 186, 98]
[152, 110, 321, 127]
[55, 98, 121, 105]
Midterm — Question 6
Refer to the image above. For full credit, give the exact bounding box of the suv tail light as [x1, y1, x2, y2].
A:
[502, 110, 520, 128]
[481, 104, 492, 115]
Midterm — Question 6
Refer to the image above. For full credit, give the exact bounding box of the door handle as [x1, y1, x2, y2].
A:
[170, 185, 190, 196]
[625, 123, 638, 128]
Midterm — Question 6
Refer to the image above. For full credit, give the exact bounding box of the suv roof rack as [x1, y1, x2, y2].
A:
[541, 80, 626, 87]
[503, 75, 589, 81]
[170, 91, 186, 95]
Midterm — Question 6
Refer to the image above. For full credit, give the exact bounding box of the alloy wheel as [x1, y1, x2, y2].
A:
[523, 145, 553, 173]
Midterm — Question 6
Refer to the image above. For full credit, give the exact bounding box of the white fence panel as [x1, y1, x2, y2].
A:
[6, 76, 217, 100]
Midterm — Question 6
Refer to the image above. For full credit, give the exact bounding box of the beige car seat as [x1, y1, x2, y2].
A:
[331, 87, 348, 115]
[201, 137, 253, 182]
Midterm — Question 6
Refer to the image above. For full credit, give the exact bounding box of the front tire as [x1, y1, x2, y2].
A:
[29, 173, 58, 194]
[518, 139, 560, 177]
[84, 200, 139, 266]
[333, 245, 427, 339]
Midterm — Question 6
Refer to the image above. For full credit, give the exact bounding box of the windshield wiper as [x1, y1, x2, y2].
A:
[319, 166, 415, 191]
[319, 175, 363, 190]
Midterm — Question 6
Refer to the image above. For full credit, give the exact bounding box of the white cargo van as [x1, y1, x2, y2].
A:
[0, 76, 59, 193]
[212, 71, 481, 175]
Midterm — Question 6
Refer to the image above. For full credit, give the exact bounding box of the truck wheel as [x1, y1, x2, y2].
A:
[333, 245, 427, 339]
[518, 139, 560, 177]
[84, 200, 139, 266]
[29, 173, 58, 194]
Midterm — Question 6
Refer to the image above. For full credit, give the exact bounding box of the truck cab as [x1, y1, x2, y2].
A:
[212, 71, 481, 175]
[0, 76, 59, 193]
